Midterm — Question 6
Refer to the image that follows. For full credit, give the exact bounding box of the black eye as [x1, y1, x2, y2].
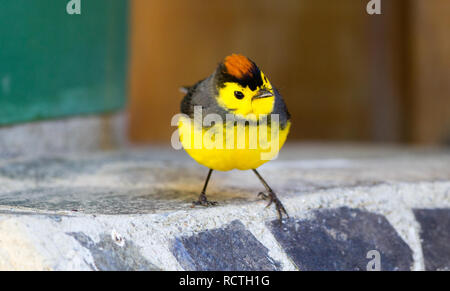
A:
[234, 91, 244, 99]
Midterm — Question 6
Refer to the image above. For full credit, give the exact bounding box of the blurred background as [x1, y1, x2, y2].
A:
[129, 0, 450, 146]
[0, 0, 449, 150]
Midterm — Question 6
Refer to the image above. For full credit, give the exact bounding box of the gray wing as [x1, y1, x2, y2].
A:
[180, 75, 227, 119]
[180, 79, 203, 117]
[272, 87, 291, 129]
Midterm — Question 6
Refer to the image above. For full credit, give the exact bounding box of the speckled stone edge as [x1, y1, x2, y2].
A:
[0, 112, 128, 159]
[0, 181, 449, 270]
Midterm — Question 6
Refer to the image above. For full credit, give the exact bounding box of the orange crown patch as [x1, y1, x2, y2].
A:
[224, 54, 255, 79]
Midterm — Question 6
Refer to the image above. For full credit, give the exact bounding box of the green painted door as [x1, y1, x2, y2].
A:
[0, 0, 129, 125]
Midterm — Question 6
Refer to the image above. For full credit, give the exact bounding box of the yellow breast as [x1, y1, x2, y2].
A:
[178, 116, 290, 171]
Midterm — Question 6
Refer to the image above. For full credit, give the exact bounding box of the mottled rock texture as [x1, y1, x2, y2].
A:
[414, 209, 450, 271]
[172, 220, 281, 271]
[0, 146, 448, 270]
[268, 207, 414, 271]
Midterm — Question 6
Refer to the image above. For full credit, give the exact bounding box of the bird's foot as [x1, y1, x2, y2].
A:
[192, 193, 217, 207]
[258, 191, 289, 222]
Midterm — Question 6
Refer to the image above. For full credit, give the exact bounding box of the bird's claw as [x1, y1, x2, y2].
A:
[192, 200, 218, 207]
[192, 193, 217, 207]
[258, 191, 269, 200]
[258, 191, 289, 222]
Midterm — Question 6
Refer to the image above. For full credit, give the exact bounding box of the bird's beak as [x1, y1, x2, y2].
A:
[252, 89, 274, 100]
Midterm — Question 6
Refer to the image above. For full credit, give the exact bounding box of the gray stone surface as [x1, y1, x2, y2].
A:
[413, 209, 450, 271]
[172, 220, 281, 271]
[0, 145, 449, 215]
[0, 113, 127, 159]
[67, 232, 159, 271]
[0, 145, 448, 270]
[268, 207, 414, 271]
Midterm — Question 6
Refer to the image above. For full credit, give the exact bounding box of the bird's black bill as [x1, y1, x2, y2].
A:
[252, 89, 273, 100]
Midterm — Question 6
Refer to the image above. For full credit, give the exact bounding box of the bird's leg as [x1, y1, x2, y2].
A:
[192, 169, 217, 207]
[253, 169, 289, 222]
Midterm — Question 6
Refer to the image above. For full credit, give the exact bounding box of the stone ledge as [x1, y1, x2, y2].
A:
[0, 145, 449, 270]
[0, 113, 127, 159]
